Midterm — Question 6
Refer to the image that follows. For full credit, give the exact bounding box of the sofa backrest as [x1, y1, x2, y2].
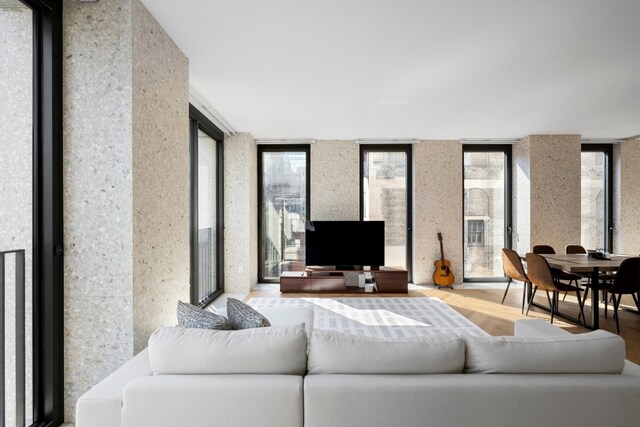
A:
[148, 324, 308, 375]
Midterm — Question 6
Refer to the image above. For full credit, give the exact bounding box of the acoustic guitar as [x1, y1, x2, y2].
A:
[433, 232, 455, 288]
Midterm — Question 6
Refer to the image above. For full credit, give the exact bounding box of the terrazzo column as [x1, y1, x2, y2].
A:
[512, 135, 581, 254]
[63, 0, 189, 421]
[413, 140, 463, 285]
[224, 133, 258, 292]
[310, 140, 360, 220]
[613, 140, 640, 255]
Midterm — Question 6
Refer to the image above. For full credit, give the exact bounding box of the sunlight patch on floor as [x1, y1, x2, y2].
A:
[302, 298, 432, 327]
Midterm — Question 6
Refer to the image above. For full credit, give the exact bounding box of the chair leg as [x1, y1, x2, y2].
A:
[501, 278, 512, 305]
[613, 294, 621, 334]
[604, 291, 608, 318]
[546, 291, 554, 324]
[633, 293, 640, 312]
[525, 287, 538, 316]
[521, 282, 528, 314]
[575, 288, 586, 327]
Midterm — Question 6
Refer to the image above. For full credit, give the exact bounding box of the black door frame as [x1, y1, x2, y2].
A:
[257, 145, 311, 283]
[189, 104, 225, 307]
[462, 145, 512, 282]
[16, 0, 65, 425]
[581, 144, 614, 252]
[359, 144, 413, 282]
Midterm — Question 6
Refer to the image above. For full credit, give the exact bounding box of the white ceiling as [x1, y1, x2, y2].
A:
[140, 0, 640, 140]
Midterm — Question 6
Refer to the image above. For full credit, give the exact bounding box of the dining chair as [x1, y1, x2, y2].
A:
[565, 244, 587, 254]
[604, 257, 640, 333]
[525, 253, 586, 326]
[565, 244, 614, 306]
[501, 248, 530, 313]
[533, 245, 583, 295]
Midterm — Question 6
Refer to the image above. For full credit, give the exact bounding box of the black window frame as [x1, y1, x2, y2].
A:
[359, 144, 413, 282]
[257, 145, 311, 283]
[189, 104, 225, 307]
[462, 145, 512, 282]
[581, 144, 613, 252]
[10, 0, 65, 425]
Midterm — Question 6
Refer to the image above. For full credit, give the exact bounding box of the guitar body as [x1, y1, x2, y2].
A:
[433, 259, 455, 287]
[433, 232, 455, 288]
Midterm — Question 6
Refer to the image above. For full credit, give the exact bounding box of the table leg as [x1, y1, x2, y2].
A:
[590, 267, 600, 329]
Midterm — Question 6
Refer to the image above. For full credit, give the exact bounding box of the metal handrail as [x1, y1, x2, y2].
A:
[1, 249, 26, 427]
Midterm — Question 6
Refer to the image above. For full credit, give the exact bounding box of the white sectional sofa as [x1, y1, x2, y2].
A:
[76, 308, 640, 427]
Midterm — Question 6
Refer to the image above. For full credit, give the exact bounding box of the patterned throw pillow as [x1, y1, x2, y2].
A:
[177, 301, 232, 330]
[227, 298, 271, 330]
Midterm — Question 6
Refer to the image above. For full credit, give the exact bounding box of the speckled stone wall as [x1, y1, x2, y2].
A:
[63, 0, 189, 421]
[310, 140, 360, 220]
[63, 0, 134, 421]
[224, 133, 258, 292]
[0, 6, 33, 426]
[413, 140, 463, 285]
[131, 0, 189, 353]
[613, 141, 640, 255]
[514, 135, 581, 253]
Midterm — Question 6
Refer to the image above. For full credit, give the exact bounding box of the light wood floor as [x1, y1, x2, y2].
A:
[245, 284, 640, 364]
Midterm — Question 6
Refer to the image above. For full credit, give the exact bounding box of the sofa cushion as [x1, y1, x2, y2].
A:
[465, 329, 626, 374]
[307, 330, 465, 374]
[148, 324, 307, 375]
[176, 301, 231, 330]
[227, 298, 271, 329]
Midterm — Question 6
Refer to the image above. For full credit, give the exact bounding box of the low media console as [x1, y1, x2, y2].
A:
[280, 266, 408, 293]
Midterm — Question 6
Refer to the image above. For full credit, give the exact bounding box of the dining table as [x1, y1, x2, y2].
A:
[525, 253, 635, 329]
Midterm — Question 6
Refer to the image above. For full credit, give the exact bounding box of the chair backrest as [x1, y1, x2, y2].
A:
[501, 248, 528, 282]
[533, 245, 556, 254]
[565, 245, 587, 254]
[525, 253, 557, 291]
[609, 257, 640, 295]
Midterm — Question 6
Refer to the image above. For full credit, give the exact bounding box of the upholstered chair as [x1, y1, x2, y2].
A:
[604, 257, 640, 333]
[525, 253, 586, 326]
[501, 248, 530, 313]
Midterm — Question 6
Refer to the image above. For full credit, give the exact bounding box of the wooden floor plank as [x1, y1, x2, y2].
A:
[245, 284, 640, 364]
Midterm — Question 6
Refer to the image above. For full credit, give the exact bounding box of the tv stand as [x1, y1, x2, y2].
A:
[280, 266, 408, 293]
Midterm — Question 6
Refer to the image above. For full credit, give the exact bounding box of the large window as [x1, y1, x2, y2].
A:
[0, 0, 63, 425]
[189, 106, 224, 305]
[463, 146, 512, 280]
[360, 145, 412, 276]
[581, 145, 612, 251]
[258, 146, 310, 282]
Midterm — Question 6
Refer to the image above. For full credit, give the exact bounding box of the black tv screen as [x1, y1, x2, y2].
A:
[305, 221, 385, 268]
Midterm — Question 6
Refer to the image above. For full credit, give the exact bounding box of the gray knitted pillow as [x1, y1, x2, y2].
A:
[177, 301, 232, 330]
[227, 298, 271, 330]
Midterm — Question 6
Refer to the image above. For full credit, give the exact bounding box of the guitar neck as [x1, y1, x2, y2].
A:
[439, 240, 445, 261]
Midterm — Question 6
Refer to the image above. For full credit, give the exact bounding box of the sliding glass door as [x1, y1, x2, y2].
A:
[581, 145, 612, 251]
[360, 145, 412, 277]
[189, 106, 224, 305]
[463, 146, 512, 280]
[258, 146, 310, 282]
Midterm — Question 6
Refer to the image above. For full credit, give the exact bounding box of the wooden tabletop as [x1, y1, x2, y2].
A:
[539, 253, 634, 273]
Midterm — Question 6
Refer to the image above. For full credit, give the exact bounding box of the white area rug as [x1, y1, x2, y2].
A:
[247, 297, 489, 338]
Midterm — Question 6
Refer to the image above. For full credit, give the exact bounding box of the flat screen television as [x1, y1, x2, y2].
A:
[305, 220, 385, 269]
